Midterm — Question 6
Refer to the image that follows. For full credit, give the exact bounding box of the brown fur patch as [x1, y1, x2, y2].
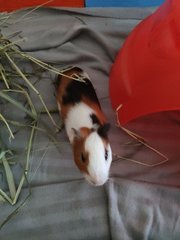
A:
[72, 127, 92, 174]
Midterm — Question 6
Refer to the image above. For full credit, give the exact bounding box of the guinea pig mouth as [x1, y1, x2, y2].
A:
[84, 174, 108, 186]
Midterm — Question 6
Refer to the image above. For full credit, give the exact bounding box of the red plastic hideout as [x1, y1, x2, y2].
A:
[109, 0, 180, 124]
[0, 0, 84, 12]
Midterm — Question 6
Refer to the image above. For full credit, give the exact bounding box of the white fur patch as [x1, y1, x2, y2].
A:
[84, 131, 112, 186]
[65, 102, 95, 143]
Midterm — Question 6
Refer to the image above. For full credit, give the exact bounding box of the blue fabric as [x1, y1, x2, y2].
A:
[86, 0, 165, 7]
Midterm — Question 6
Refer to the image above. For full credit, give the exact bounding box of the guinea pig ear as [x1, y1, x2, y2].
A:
[97, 123, 110, 139]
[72, 128, 82, 139]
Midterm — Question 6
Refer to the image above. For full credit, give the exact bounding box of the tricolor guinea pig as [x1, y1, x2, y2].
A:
[56, 67, 112, 186]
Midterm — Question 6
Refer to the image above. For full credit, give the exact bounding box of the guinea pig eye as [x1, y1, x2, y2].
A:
[80, 153, 86, 163]
[105, 149, 108, 161]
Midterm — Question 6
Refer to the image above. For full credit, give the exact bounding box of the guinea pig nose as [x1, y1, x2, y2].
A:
[84, 173, 108, 186]
[90, 177, 107, 186]
[95, 180, 107, 186]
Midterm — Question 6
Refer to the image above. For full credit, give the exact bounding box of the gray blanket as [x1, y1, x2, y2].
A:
[1, 7, 180, 240]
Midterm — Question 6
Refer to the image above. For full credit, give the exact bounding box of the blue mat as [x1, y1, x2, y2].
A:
[86, 0, 165, 7]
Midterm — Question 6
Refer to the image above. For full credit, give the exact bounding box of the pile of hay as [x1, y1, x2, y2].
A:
[0, 11, 82, 229]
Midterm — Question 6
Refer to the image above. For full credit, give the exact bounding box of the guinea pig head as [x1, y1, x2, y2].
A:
[72, 124, 112, 186]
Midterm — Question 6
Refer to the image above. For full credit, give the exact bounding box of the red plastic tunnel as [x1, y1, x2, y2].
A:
[109, 0, 180, 124]
[0, 0, 84, 12]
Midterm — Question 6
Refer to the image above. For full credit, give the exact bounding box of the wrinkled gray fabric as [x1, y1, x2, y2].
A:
[0, 7, 180, 240]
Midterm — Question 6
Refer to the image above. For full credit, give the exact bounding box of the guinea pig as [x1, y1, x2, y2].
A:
[56, 67, 112, 186]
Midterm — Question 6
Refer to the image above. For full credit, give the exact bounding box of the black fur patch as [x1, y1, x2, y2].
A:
[54, 66, 78, 89]
[97, 123, 110, 139]
[90, 113, 101, 126]
[54, 74, 62, 89]
[62, 78, 101, 106]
